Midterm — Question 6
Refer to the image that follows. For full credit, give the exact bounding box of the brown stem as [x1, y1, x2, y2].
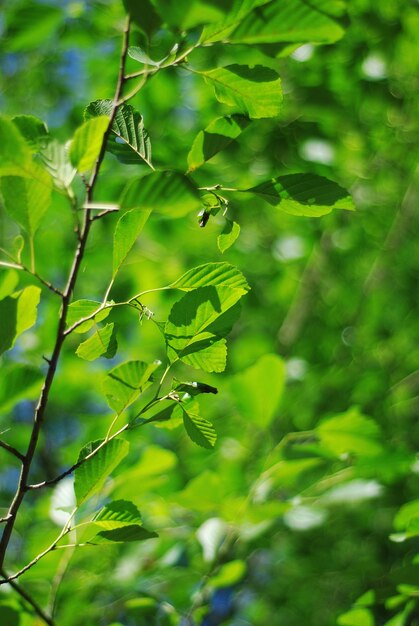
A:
[0, 15, 132, 572]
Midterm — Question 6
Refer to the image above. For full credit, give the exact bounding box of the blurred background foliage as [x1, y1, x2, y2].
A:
[0, 0, 418, 625]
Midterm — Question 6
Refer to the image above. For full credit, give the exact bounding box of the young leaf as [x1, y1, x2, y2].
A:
[200, 0, 271, 44]
[103, 360, 161, 414]
[85, 100, 153, 168]
[120, 171, 200, 217]
[74, 439, 129, 505]
[169, 262, 249, 292]
[246, 173, 355, 216]
[0, 286, 41, 356]
[187, 114, 249, 172]
[201, 65, 282, 119]
[1, 165, 52, 237]
[66, 300, 112, 334]
[231, 354, 285, 428]
[218, 220, 240, 253]
[113, 209, 151, 277]
[70, 116, 109, 172]
[76, 323, 118, 361]
[181, 403, 217, 449]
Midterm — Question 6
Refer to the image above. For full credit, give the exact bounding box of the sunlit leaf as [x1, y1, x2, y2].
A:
[218, 219, 240, 253]
[76, 323, 118, 361]
[1, 164, 52, 236]
[70, 116, 109, 173]
[0, 286, 41, 356]
[181, 403, 217, 448]
[103, 360, 161, 414]
[201, 65, 282, 119]
[165, 286, 245, 366]
[85, 100, 153, 168]
[230, 0, 345, 45]
[113, 209, 151, 277]
[74, 439, 129, 505]
[169, 262, 249, 291]
[246, 173, 355, 216]
[40, 139, 75, 189]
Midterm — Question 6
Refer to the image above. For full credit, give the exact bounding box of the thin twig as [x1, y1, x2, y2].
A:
[0, 254, 63, 296]
[27, 423, 129, 490]
[0, 567, 55, 626]
[0, 439, 25, 462]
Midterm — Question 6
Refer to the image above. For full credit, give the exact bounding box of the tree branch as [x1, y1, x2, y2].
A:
[0, 15, 132, 572]
[0, 439, 25, 462]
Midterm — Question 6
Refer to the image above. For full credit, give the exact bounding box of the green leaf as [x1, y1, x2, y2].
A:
[316, 408, 383, 458]
[1, 165, 52, 236]
[85, 100, 152, 168]
[181, 404, 217, 449]
[70, 116, 109, 173]
[74, 439, 129, 505]
[0, 115, 32, 177]
[40, 139, 75, 189]
[76, 323, 118, 361]
[231, 354, 285, 428]
[0, 286, 41, 356]
[121, 171, 200, 217]
[0, 364, 43, 415]
[103, 360, 161, 414]
[180, 337, 227, 373]
[0, 270, 19, 300]
[113, 209, 151, 277]
[85, 500, 157, 544]
[218, 220, 240, 253]
[337, 607, 374, 626]
[150, 0, 228, 30]
[128, 47, 160, 66]
[229, 0, 345, 45]
[394, 500, 419, 535]
[165, 286, 246, 365]
[169, 262, 249, 291]
[246, 173, 355, 216]
[200, 0, 272, 44]
[67, 300, 112, 334]
[187, 115, 249, 172]
[201, 65, 282, 119]
[12, 114, 49, 151]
